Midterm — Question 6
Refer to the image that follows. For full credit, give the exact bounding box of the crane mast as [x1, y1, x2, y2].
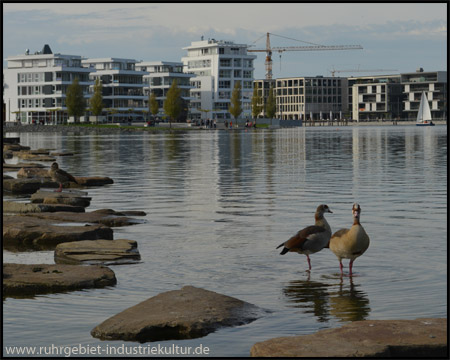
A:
[248, 32, 363, 80]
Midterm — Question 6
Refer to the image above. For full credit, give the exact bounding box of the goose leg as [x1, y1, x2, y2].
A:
[306, 255, 312, 271]
[339, 260, 344, 276]
[349, 260, 354, 277]
[55, 183, 63, 192]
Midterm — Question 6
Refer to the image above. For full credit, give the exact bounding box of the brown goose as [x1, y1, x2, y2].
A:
[328, 203, 370, 276]
[48, 162, 78, 192]
[276, 204, 333, 271]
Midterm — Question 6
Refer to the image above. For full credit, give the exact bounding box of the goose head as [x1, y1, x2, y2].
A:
[352, 203, 361, 220]
[316, 204, 333, 215]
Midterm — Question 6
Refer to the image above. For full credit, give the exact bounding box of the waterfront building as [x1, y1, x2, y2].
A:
[253, 79, 276, 118]
[3, 44, 92, 124]
[82, 57, 148, 122]
[181, 38, 257, 122]
[348, 75, 403, 122]
[274, 76, 348, 121]
[401, 69, 447, 121]
[135, 61, 193, 121]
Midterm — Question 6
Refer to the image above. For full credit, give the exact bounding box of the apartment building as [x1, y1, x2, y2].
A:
[275, 76, 348, 121]
[3, 44, 91, 124]
[348, 75, 403, 122]
[181, 38, 256, 122]
[136, 61, 193, 121]
[253, 79, 276, 118]
[401, 69, 447, 120]
[82, 58, 147, 122]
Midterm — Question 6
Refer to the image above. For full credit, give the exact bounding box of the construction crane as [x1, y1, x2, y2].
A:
[247, 32, 363, 80]
[330, 68, 398, 77]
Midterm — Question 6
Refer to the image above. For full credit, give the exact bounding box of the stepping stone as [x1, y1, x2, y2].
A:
[24, 208, 145, 227]
[3, 200, 85, 214]
[3, 178, 57, 194]
[50, 151, 74, 156]
[91, 286, 262, 342]
[3, 214, 113, 251]
[55, 239, 141, 265]
[250, 318, 447, 357]
[16, 152, 56, 162]
[30, 189, 91, 207]
[3, 263, 116, 298]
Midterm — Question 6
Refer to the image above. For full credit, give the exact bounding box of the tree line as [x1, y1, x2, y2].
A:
[65, 77, 277, 125]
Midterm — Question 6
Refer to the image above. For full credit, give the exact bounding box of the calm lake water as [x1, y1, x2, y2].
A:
[3, 125, 447, 357]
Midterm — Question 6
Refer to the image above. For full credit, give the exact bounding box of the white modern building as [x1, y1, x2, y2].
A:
[136, 61, 193, 121]
[3, 44, 92, 124]
[401, 69, 447, 120]
[348, 75, 402, 122]
[181, 38, 257, 122]
[82, 57, 148, 122]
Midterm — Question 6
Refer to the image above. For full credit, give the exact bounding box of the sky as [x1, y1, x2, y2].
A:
[2, 2, 447, 79]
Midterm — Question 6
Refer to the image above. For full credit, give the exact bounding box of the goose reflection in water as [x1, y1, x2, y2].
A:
[329, 279, 371, 322]
[282, 278, 370, 323]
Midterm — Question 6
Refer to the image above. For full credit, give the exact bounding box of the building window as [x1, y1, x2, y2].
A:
[219, 70, 232, 78]
[219, 48, 225, 54]
[220, 59, 231, 67]
[219, 80, 231, 88]
[234, 70, 241, 78]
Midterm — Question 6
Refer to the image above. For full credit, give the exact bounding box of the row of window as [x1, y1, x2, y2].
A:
[219, 70, 253, 79]
[218, 80, 252, 89]
[277, 96, 343, 104]
[277, 78, 342, 87]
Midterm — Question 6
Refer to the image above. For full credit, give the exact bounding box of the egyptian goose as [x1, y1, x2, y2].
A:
[48, 162, 78, 192]
[276, 204, 333, 271]
[328, 203, 370, 276]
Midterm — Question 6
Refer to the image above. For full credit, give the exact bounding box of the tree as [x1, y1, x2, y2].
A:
[149, 91, 159, 121]
[90, 78, 104, 119]
[251, 83, 263, 123]
[163, 80, 182, 128]
[229, 81, 242, 122]
[66, 77, 86, 122]
[266, 84, 276, 120]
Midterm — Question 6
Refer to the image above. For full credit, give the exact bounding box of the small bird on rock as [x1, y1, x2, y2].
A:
[327, 203, 370, 277]
[48, 162, 78, 192]
[276, 204, 333, 271]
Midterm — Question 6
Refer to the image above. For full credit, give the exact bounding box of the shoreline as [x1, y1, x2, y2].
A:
[3, 120, 447, 135]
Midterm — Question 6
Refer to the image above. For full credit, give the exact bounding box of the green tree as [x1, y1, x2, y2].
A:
[251, 83, 263, 123]
[229, 81, 242, 122]
[163, 80, 182, 128]
[90, 78, 104, 118]
[66, 77, 86, 122]
[266, 84, 276, 120]
[149, 91, 159, 121]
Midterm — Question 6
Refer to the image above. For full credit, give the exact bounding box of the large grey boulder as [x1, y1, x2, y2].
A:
[91, 286, 262, 342]
[250, 318, 447, 357]
[3, 215, 113, 251]
[3, 263, 116, 298]
[55, 239, 141, 265]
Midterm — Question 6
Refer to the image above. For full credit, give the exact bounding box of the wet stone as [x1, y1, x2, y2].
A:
[55, 239, 141, 265]
[91, 286, 262, 342]
[2, 214, 113, 251]
[30, 189, 91, 207]
[3, 263, 117, 298]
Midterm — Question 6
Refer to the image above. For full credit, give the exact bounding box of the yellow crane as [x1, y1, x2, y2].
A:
[330, 68, 398, 77]
[247, 32, 363, 80]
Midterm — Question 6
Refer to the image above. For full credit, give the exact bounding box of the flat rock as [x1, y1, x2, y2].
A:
[17, 167, 51, 179]
[3, 200, 85, 214]
[250, 318, 447, 357]
[24, 208, 144, 227]
[3, 263, 116, 298]
[29, 148, 52, 155]
[3, 178, 57, 194]
[31, 189, 91, 207]
[55, 239, 141, 265]
[72, 176, 114, 187]
[16, 152, 56, 162]
[3, 214, 113, 251]
[3, 162, 46, 170]
[50, 151, 74, 156]
[91, 286, 262, 342]
[3, 144, 30, 152]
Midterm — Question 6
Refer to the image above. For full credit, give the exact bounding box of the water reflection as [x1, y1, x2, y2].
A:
[329, 279, 371, 322]
[282, 277, 370, 323]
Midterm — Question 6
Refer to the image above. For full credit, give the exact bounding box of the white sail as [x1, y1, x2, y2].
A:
[417, 91, 432, 123]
